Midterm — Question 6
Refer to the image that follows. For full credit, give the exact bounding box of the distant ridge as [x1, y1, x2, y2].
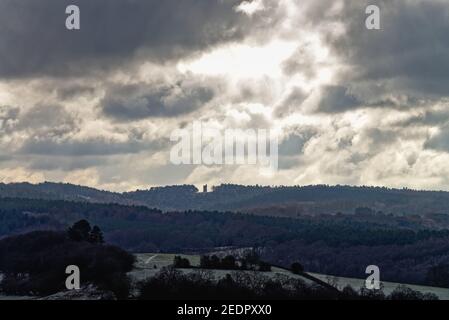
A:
[0, 182, 134, 206]
[1, 182, 449, 217]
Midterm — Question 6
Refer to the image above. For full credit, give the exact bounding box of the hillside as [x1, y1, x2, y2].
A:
[2, 251, 447, 300]
[0, 182, 133, 205]
[2, 182, 449, 217]
[2, 197, 449, 287]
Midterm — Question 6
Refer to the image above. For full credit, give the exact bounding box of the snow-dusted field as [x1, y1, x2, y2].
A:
[2, 254, 449, 300]
[0, 295, 33, 300]
[130, 253, 449, 300]
[310, 273, 449, 300]
[0, 274, 33, 300]
[129, 253, 316, 285]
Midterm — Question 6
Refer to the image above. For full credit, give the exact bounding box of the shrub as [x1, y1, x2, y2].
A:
[173, 256, 191, 268]
[291, 262, 304, 274]
[258, 262, 272, 272]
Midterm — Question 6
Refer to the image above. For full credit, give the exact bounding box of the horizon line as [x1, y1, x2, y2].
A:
[1, 180, 449, 195]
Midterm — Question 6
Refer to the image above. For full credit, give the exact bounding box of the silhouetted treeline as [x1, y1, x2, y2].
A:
[121, 183, 449, 215]
[3, 182, 449, 215]
[137, 267, 438, 300]
[426, 263, 449, 288]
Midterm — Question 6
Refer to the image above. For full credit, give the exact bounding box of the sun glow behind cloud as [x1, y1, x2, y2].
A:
[235, 0, 265, 16]
[178, 40, 297, 79]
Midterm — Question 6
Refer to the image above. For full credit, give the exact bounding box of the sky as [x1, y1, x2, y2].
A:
[1, 0, 449, 192]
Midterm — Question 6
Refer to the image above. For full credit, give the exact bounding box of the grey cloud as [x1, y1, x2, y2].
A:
[275, 87, 308, 117]
[276, 128, 316, 170]
[317, 86, 361, 113]
[0, 105, 20, 133]
[0, 105, 19, 120]
[395, 108, 449, 127]
[16, 104, 77, 138]
[278, 157, 300, 170]
[0, 0, 252, 78]
[424, 125, 449, 152]
[345, 128, 400, 166]
[56, 84, 97, 100]
[26, 155, 110, 171]
[279, 129, 316, 156]
[19, 136, 169, 157]
[364, 128, 398, 151]
[102, 82, 214, 120]
[282, 46, 318, 79]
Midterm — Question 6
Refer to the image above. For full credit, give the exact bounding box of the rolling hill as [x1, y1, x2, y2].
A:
[1, 182, 449, 217]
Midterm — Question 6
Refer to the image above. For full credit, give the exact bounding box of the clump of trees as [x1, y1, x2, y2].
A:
[200, 255, 239, 270]
[199, 252, 272, 272]
[68, 219, 104, 244]
[173, 256, 191, 268]
[0, 220, 135, 298]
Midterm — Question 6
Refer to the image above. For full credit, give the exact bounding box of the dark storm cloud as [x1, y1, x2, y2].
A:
[101, 82, 215, 120]
[0, 0, 250, 78]
[287, 0, 449, 115]
[328, 0, 449, 97]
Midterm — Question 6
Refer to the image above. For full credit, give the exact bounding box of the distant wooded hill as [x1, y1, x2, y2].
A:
[1, 182, 449, 217]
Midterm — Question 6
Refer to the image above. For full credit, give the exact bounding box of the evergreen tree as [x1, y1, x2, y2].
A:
[67, 219, 91, 242]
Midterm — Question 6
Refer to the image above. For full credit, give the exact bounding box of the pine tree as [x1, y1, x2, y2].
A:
[68, 219, 91, 242]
